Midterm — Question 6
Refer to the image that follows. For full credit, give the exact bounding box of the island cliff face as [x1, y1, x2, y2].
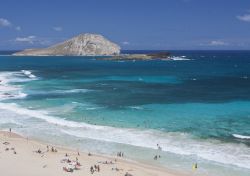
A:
[14, 34, 121, 56]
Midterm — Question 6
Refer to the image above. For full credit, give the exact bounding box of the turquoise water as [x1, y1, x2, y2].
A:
[0, 51, 250, 176]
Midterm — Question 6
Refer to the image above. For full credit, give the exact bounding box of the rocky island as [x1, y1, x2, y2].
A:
[13, 33, 121, 56]
[13, 33, 171, 60]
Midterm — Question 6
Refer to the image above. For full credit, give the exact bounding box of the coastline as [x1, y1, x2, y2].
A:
[0, 130, 186, 176]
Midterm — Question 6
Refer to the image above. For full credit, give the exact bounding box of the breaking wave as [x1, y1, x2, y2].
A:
[21, 70, 37, 79]
[0, 71, 31, 101]
[233, 134, 250, 139]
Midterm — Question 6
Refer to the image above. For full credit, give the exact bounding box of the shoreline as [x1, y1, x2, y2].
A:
[0, 130, 187, 176]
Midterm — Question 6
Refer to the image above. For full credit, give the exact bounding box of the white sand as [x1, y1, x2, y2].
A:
[0, 131, 186, 176]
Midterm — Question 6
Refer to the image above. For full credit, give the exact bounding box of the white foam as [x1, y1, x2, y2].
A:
[233, 134, 250, 139]
[21, 70, 32, 75]
[0, 71, 34, 101]
[0, 72, 15, 84]
[31, 89, 91, 96]
[0, 84, 19, 91]
[0, 92, 27, 100]
[58, 89, 90, 94]
[21, 70, 37, 79]
[85, 107, 99, 110]
[129, 106, 144, 110]
[0, 71, 37, 84]
[28, 74, 36, 79]
[16, 92, 27, 98]
[0, 70, 37, 101]
[171, 56, 191, 61]
[0, 102, 96, 128]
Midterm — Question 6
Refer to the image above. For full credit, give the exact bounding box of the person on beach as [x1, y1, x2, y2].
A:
[90, 166, 94, 174]
[154, 155, 158, 160]
[157, 144, 162, 150]
[9, 128, 12, 137]
[192, 163, 198, 171]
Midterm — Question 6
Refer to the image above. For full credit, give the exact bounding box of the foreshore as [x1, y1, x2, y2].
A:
[0, 130, 185, 176]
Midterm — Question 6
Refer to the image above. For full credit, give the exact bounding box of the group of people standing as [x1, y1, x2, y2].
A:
[117, 151, 124, 157]
[90, 165, 100, 174]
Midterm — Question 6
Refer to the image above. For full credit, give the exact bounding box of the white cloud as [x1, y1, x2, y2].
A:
[53, 26, 63, 31]
[237, 14, 250, 22]
[15, 26, 21, 31]
[0, 18, 11, 27]
[209, 40, 228, 46]
[122, 41, 130, 45]
[15, 36, 36, 44]
[0, 18, 21, 32]
[14, 36, 55, 46]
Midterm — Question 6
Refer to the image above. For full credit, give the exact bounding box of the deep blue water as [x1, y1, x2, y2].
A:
[0, 50, 250, 175]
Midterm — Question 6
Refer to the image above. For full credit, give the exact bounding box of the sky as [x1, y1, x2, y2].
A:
[0, 0, 250, 50]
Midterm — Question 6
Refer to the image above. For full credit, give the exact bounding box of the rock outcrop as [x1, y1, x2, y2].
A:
[14, 34, 120, 56]
[104, 52, 171, 60]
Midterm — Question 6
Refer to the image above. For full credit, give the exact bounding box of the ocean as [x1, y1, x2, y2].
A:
[0, 50, 249, 176]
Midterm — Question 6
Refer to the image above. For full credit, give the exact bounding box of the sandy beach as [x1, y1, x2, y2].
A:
[0, 130, 184, 176]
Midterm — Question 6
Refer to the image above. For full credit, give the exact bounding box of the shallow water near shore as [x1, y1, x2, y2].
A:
[0, 50, 250, 176]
